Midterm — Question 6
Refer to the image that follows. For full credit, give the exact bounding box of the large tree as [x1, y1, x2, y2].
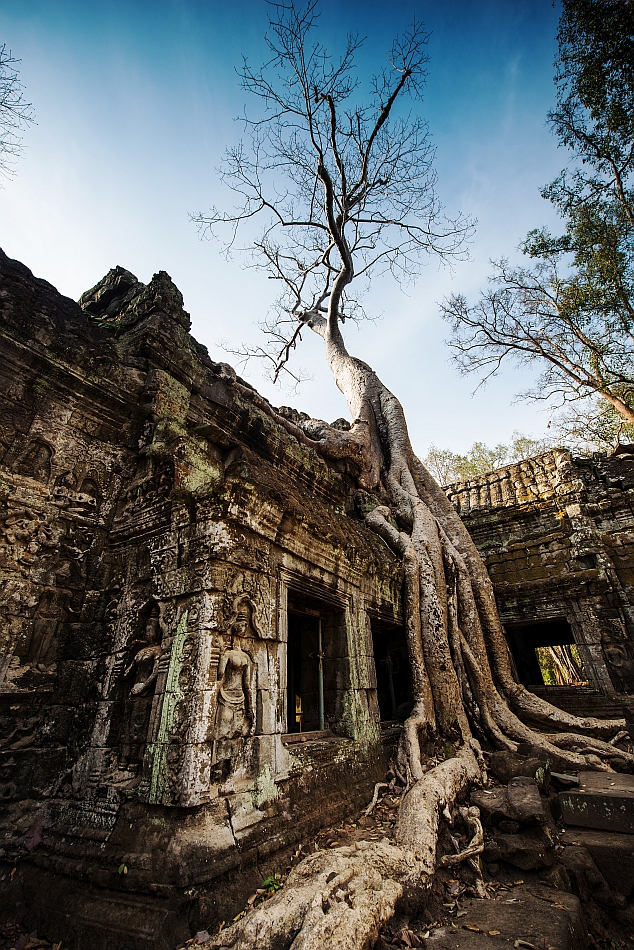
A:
[196, 5, 631, 948]
[442, 0, 634, 431]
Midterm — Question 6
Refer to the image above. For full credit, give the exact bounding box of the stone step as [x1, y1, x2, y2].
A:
[530, 686, 632, 720]
[559, 770, 634, 833]
[425, 884, 586, 949]
[561, 827, 634, 898]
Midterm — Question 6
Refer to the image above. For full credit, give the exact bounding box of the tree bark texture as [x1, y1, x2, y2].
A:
[202, 313, 632, 950]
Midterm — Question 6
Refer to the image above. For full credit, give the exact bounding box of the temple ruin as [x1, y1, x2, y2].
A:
[0, 250, 632, 948]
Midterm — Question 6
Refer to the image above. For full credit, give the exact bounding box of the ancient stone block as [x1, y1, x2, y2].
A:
[426, 884, 586, 949]
[559, 771, 634, 833]
[483, 826, 556, 870]
[507, 775, 548, 825]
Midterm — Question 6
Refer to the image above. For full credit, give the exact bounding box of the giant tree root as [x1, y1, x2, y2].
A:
[205, 840, 407, 950]
[203, 748, 479, 950]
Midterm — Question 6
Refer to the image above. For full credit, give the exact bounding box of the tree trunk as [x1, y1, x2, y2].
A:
[204, 316, 632, 950]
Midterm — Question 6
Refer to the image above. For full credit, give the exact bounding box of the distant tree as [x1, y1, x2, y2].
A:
[423, 432, 552, 485]
[442, 0, 634, 427]
[0, 44, 34, 177]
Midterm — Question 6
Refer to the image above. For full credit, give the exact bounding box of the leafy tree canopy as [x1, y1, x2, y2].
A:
[423, 432, 552, 485]
[442, 0, 634, 429]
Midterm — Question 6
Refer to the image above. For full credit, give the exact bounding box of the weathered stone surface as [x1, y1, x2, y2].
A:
[559, 844, 622, 906]
[0, 249, 403, 948]
[561, 827, 634, 898]
[470, 787, 511, 826]
[483, 826, 556, 870]
[559, 772, 634, 833]
[488, 750, 550, 788]
[446, 449, 634, 697]
[426, 884, 587, 949]
[551, 771, 581, 789]
[507, 776, 548, 825]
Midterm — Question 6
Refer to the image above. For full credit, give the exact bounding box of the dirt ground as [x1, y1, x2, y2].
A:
[2, 780, 633, 950]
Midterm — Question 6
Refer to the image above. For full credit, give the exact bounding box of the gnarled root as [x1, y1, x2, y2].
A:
[365, 782, 389, 817]
[440, 806, 484, 867]
[204, 840, 407, 950]
[396, 743, 481, 878]
[543, 732, 634, 769]
[507, 686, 625, 740]
[203, 749, 483, 950]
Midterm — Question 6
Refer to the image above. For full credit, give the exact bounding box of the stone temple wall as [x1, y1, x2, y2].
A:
[0, 250, 403, 947]
[446, 452, 634, 697]
[2, 248, 634, 948]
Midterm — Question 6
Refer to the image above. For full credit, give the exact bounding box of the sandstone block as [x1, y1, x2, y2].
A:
[507, 775, 548, 825]
[426, 884, 586, 949]
[562, 827, 634, 897]
[559, 771, 634, 833]
[488, 750, 550, 788]
[483, 826, 555, 870]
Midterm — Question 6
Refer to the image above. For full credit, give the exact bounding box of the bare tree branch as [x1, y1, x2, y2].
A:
[0, 44, 34, 178]
[193, 1, 473, 381]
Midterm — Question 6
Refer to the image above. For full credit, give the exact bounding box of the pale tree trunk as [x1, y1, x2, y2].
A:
[206, 314, 632, 950]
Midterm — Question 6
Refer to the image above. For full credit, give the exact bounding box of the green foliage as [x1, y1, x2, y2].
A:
[261, 873, 282, 893]
[423, 431, 552, 485]
[535, 644, 587, 686]
[443, 1, 634, 429]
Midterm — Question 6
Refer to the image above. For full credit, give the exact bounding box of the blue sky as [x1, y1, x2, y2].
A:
[0, 0, 565, 456]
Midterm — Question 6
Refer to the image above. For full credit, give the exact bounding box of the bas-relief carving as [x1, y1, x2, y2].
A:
[118, 456, 174, 518]
[27, 587, 74, 670]
[14, 439, 53, 484]
[601, 621, 634, 693]
[0, 508, 64, 573]
[117, 604, 163, 778]
[211, 597, 258, 793]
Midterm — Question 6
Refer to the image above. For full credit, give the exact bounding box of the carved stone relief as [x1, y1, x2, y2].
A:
[14, 439, 53, 483]
[118, 604, 163, 778]
[27, 587, 74, 670]
[601, 620, 634, 693]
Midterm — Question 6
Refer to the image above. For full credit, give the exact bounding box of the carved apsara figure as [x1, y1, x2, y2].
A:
[27, 588, 73, 670]
[601, 627, 634, 693]
[119, 605, 163, 773]
[15, 440, 52, 484]
[212, 598, 257, 787]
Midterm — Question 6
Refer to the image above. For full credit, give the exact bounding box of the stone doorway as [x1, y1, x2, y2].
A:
[371, 622, 410, 722]
[505, 618, 587, 687]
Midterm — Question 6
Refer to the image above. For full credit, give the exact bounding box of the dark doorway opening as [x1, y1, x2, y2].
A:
[286, 594, 345, 733]
[505, 618, 586, 687]
[371, 622, 411, 721]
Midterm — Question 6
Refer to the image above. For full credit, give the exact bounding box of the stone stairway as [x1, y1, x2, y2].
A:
[530, 685, 633, 720]
[423, 752, 634, 949]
